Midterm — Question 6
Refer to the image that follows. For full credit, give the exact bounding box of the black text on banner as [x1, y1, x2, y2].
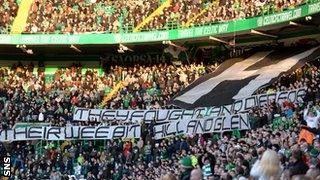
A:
[73, 88, 306, 122]
[73, 108, 207, 123]
[0, 125, 141, 141]
[153, 114, 250, 140]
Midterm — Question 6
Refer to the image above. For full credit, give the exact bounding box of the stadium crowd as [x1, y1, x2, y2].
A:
[0, 62, 211, 129]
[192, 0, 306, 26]
[1, 0, 319, 35]
[25, 0, 160, 33]
[20, 0, 311, 34]
[0, 57, 320, 179]
[0, 0, 18, 33]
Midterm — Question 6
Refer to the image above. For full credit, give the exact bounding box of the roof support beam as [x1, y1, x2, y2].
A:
[209, 36, 235, 46]
[250, 30, 277, 38]
[70, 45, 82, 53]
[289, 21, 319, 29]
[289, 21, 304, 27]
[163, 41, 187, 50]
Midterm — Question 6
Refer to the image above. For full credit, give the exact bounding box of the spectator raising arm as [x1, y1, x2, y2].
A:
[304, 107, 320, 129]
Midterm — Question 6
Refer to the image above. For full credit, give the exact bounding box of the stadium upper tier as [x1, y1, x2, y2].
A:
[25, 0, 160, 33]
[0, 0, 316, 34]
[23, 0, 312, 33]
[0, 0, 18, 34]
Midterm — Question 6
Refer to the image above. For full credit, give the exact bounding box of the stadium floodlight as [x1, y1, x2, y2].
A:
[26, 49, 33, 55]
[16, 44, 27, 49]
[162, 40, 171, 45]
[118, 44, 133, 53]
[250, 30, 277, 38]
[16, 44, 33, 54]
[117, 49, 125, 53]
[305, 16, 312, 21]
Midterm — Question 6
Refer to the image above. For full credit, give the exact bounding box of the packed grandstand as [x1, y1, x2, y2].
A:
[1, 0, 320, 180]
[0, 0, 314, 33]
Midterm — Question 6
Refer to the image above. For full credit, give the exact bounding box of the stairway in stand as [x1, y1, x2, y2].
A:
[133, 0, 172, 32]
[184, 2, 216, 28]
[10, 0, 34, 34]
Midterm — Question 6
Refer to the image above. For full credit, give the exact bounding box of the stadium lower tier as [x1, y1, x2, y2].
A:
[0, 45, 320, 179]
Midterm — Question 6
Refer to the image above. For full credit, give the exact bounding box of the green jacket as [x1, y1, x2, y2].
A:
[180, 170, 191, 180]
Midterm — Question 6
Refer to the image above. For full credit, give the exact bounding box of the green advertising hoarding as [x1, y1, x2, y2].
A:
[0, 2, 319, 45]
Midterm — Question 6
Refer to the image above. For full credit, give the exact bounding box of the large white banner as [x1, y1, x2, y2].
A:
[207, 87, 306, 116]
[73, 88, 306, 122]
[0, 124, 141, 141]
[0, 115, 249, 141]
[154, 114, 250, 139]
[73, 108, 207, 123]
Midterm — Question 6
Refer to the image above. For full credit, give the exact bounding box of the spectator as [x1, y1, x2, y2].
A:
[160, 172, 177, 180]
[190, 168, 203, 180]
[288, 149, 309, 177]
[292, 175, 312, 180]
[303, 106, 320, 128]
[179, 156, 193, 180]
[202, 157, 212, 179]
[38, 111, 44, 122]
[306, 168, 320, 180]
[250, 149, 282, 180]
[144, 141, 153, 164]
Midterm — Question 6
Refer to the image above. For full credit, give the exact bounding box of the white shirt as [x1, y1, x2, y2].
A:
[31, 25, 38, 33]
[304, 109, 320, 128]
[74, 165, 81, 175]
[38, 112, 44, 122]
[179, 72, 188, 83]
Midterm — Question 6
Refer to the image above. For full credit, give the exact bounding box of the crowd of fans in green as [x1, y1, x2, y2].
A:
[0, 62, 211, 129]
[0, 58, 320, 179]
[0, 0, 314, 34]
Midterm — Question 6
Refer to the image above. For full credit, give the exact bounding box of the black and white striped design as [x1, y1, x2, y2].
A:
[172, 46, 320, 109]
